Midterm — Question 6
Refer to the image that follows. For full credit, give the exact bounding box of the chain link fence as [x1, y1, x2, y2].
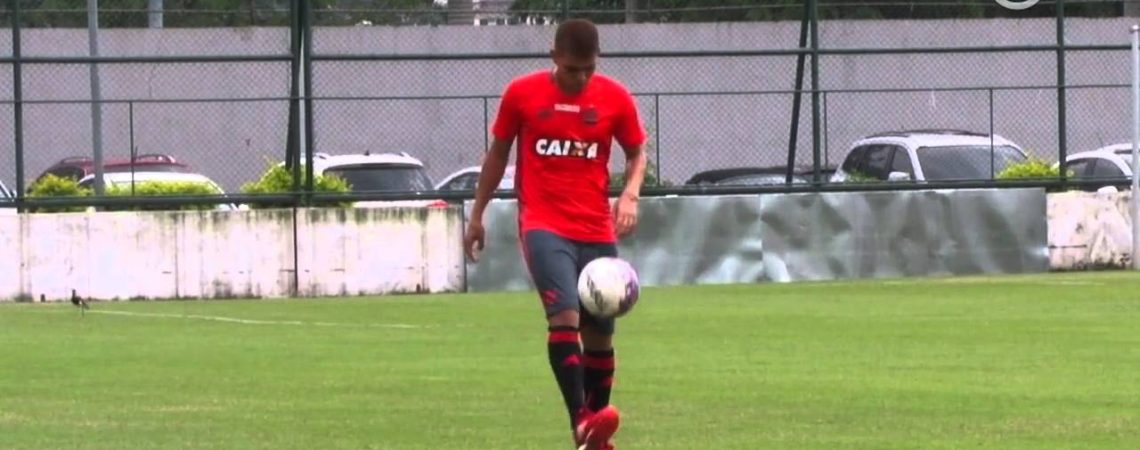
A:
[308, 53, 797, 186]
[2, 0, 1137, 204]
[1, 4, 12, 194]
[15, 60, 293, 193]
[4, 4, 294, 199]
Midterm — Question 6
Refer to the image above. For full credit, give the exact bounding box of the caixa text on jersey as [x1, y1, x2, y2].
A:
[535, 138, 600, 160]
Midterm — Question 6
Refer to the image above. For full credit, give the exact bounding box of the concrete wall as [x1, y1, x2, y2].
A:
[0, 18, 1135, 192]
[0, 205, 465, 302]
[1048, 190, 1136, 270]
[466, 188, 1052, 291]
[0, 188, 1133, 302]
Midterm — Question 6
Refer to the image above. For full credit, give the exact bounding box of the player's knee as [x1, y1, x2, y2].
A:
[547, 308, 579, 328]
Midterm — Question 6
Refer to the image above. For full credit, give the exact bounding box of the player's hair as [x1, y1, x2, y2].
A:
[554, 19, 600, 58]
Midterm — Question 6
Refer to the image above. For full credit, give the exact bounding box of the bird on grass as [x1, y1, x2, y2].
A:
[70, 289, 89, 311]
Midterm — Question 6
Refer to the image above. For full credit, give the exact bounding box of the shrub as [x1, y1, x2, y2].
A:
[996, 158, 1068, 180]
[104, 180, 223, 211]
[240, 161, 352, 209]
[26, 174, 91, 213]
[997, 158, 1074, 192]
[610, 159, 673, 190]
[842, 170, 880, 184]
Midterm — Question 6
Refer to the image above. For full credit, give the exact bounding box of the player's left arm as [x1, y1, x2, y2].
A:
[612, 86, 649, 236]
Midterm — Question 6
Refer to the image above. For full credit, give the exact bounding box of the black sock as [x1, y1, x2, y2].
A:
[583, 348, 615, 412]
[547, 326, 585, 429]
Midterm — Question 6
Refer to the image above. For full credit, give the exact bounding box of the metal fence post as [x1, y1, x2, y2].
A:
[786, 0, 811, 185]
[989, 88, 995, 179]
[129, 101, 136, 195]
[654, 93, 661, 186]
[287, 0, 303, 197]
[302, 0, 316, 200]
[88, 0, 106, 198]
[809, 0, 822, 185]
[822, 90, 829, 168]
[13, 0, 25, 210]
[1056, 0, 1068, 189]
[1130, 25, 1139, 270]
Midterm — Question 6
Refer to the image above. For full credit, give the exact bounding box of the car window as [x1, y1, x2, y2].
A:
[889, 146, 914, 176]
[1064, 159, 1094, 178]
[863, 145, 894, 179]
[841, 146, 869, 173]
[49, 167, 86, 181]
[1089, 159, 1126, 178]
[915, 145, 1027, 181]
[323, 164, 435, 192]
[442, 173, 478, 191]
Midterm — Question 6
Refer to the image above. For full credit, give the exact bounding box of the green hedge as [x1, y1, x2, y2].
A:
[996, 158, 1074, 192]
[996, 158, 1068, 180]
[25, 174, 229, 213]
[610, 159, 673, 190]
[26, 174, 91, 213]
[104, 181, 222, 211]
[240, 161, 352, 209]
[842, 170, 881, 183]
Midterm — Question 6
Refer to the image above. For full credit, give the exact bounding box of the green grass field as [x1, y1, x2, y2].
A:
[2, 272, 1140, 450]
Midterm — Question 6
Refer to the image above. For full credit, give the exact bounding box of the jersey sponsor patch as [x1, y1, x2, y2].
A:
[554, 103, 581, 113]
[535, 138, 599, 159]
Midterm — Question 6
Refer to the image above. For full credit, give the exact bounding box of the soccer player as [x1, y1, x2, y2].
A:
[462, 18, 648, 450]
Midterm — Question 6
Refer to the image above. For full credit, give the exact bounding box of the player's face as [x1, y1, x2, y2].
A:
[551, 51, 596, 94]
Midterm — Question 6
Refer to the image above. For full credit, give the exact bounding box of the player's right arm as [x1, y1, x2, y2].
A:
[465, 80, 523, 262]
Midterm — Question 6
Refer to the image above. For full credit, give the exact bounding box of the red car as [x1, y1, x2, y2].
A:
[33, 154, 191, 186]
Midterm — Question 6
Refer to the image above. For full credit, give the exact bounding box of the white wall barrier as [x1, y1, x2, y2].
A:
[0, 189, 1134, 303]
[466, 189, 1052, 292]
[0, 206, 465, 302]
[1047, 191, 1135, 270]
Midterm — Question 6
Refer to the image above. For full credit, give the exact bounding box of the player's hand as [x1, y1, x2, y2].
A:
[613, 191, 639, 237]
[464, 221, 486, 262]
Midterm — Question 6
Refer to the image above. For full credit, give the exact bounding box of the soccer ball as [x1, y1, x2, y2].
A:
[577, 257, 640, 319]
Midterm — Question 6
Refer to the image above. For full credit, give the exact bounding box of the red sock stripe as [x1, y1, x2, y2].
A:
[548, 331, 580, 343]
[583, 355, 615, 370]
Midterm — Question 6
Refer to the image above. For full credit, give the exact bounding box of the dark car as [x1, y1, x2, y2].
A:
[33, 153, 191, 186]
[685, 165, 836, 187]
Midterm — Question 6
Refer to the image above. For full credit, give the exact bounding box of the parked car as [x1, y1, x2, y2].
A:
[829, 129, 1029, 183]
[1062, 143, 1136, 191]
[300, 151, 436, 192]
[685, 165, 835, 187]
[435, 165, 516, 191]
[78, 171, 238, 211]
[289, 151, 445, 208]
[0, 179, 13, 215]
[34, 153, 190, 187]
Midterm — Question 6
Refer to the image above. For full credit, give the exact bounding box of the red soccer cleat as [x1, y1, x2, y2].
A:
[575, 405, 620, 450]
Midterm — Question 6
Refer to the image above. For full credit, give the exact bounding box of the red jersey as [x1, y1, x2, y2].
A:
[491, 70, 647, 243]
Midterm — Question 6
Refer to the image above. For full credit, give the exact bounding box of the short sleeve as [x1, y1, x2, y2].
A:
[613, 86, 647, 149]
[491, 80, 523, 142]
